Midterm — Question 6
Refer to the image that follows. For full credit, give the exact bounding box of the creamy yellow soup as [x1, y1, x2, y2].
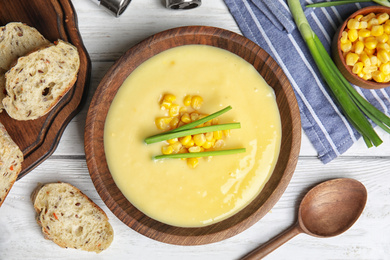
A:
[104, 45, 281, 227]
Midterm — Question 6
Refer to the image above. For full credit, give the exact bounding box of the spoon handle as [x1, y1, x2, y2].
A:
[241, 223, 301, 260]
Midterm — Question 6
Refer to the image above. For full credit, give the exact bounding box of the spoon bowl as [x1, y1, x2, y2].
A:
[242, 178, 367, 259]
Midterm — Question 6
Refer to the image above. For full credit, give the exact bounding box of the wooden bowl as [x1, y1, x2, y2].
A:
[85, 26, 301, 245]
[0, 0, 91, 179]
[332, 6, 390, 89]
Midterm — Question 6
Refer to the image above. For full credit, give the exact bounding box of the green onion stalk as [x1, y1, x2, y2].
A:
[306, 0, 390, 8]
[288, 0, 390, 147]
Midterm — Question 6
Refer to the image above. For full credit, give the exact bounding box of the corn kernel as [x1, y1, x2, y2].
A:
[378, 49, 390, 63]
[347, 18, 360, 29]
[384, 74, 390, 82]
[190, 112, 199, 122]
[163, 93, 176, 102]
[202, 141, 213, 149]
[364, 36, 377, 49]
[205, 132, 214, 141]
[377, 13, 389, 24]
[185, 139, 195, 148]
[169, 103, 180, 117]
[354, 41, 364, 54]
[376, 33, 389, 43]
[362, 65, 377, 74]
[223, 129, 231, 137]
[187, 158, 199, 169]
[193, 134, 206, 146]
[213, 130, 223, 140]
[213, 139, 225, 149]
[170, 117, 180, 129]
[188, 146, 201, 153]
[359, 21, 368, 29]
[211, 118, 219, 125]
[371, 25, 384, 36]
[367, 18, 379, 29]
[352, 62, 364, 74]
[155, 117, 172, 130]
[183, 95, 192, 106]
[346, 52, 359, 66]
[364, 47, 375, 55]
[179, 135, 192, 146]
[361, 13, 376, 22]
[360, 52, 371, 67]
[348, 29, 358, 42]
[355, 14, 363, 21]
[370, 55, 379, 66]
[160, 100, 172, 110]
[161, 145, 173, 155]
[167, 138, 178, 144]
[362, 72, 372, 80]
[340, 40, 352, 52]
[340, 31, 348, 43]
[377, 42, 390, 51]
[171, 141, 182, 153]
[380, 62, 390, 74]
[181, 113, 191, 123]
[358, 29, 371, 38]
[372, 71, 386, 82]
[191, 95, 203, 110]
[384, 24, 390, 34]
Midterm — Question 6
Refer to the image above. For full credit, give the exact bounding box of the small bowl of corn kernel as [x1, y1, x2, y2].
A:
[332, 6, 390, 89]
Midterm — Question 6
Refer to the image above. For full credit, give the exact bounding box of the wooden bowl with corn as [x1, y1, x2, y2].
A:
[332, 6, 390, 89]
[85, 26, 301, 245]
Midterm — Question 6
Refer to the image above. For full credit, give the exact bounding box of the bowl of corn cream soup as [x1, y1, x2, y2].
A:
[85, 26, 301, 245]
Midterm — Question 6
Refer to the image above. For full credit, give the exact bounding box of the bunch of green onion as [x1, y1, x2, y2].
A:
[288, 0, 390, 147]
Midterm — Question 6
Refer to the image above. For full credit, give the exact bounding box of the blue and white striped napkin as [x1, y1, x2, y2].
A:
[223, 0, 390, 163]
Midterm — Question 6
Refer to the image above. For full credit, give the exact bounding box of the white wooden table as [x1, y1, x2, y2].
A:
[1, 1, 390, 259]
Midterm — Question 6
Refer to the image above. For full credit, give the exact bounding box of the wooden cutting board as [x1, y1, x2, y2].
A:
[0, 0, 91, 179]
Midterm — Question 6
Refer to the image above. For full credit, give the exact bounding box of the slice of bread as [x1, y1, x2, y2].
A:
[3, 40, 80, 120]
[0, 122, 24, 207]
[31, 182, 114, 253]
[0, 22, 50, 111]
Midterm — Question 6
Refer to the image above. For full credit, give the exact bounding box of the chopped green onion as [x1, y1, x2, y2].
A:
[153, 148, 246, 160]
[168, 105, 232, 133]
[144, 123, 241, 144]
[288, 0, 390, 147]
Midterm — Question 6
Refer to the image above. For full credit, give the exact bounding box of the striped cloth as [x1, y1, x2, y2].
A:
[223, 0, 390, 163]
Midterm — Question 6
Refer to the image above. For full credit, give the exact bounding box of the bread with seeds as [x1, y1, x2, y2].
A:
[0, 22, 50, 111]
[0, 122, 24, 207]
[31, 182, 114, 253]
[3, 40, 80, 120]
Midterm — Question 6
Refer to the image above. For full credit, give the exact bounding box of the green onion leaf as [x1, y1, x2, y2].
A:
[144, 123, 241, 144]
[306, 0, 371, 8]
[153, 148, 246, 160]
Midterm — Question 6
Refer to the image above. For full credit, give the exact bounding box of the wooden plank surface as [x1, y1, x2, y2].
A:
[1, 0, 389, 259]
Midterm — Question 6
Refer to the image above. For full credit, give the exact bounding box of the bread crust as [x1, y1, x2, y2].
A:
[3, 40, 80, 120]
[0, 122, 24, 207]
[32, 182, 114, 253]
[0, 22, 50, 111]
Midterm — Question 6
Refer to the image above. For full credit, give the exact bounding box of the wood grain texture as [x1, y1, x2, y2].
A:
[84, 26, 301, 245]
[1, 0, 390, 258]
[0, 0, 91, 179]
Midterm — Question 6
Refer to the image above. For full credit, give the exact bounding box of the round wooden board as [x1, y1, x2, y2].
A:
[0, 0, 91, 179]
[85, 26, 301, 245]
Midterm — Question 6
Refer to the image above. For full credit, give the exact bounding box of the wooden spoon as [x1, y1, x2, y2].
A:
[241, 178, 367, 259]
